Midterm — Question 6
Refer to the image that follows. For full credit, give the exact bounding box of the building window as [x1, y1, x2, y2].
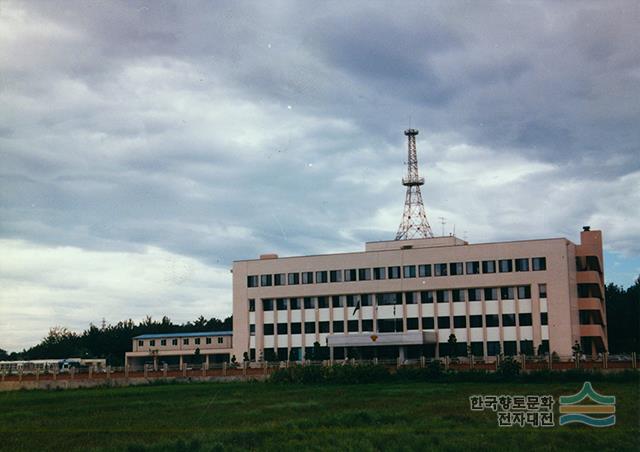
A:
[319, 321, 330, 333]
[249, 299, 255, 312]
[329, 270, 342, 283]
[247, 275, 259, 287]
[420, 291, 434, 304]
[303, 297, 314, 309]
[422, 317, 435, 329]
[539, 284, 547, 298]
[418, 264, 432, 277]
[304, 321, 315, 334]
[183, 339, 189, 345]
[436, 290, 449, 303]
[206, 337, 212, 344]
[332, 296, 343, 308]
[195, 338, 201, 345]
[485, 314, 499, 327]
[274, 273, 285, 286]
[471, 342, 484, 356]
[315, 271, 328, 283]
[518, 313, 533, 326]
[362, 319, 374, 331]
[277, 323, 288, 335]
[360, 294, 372, 306]
[346, 295, 356, 307]
[468, 288, 482, 302]
[377, 293, 401, 305]
[217, 337, 224, 344]
[318, 296, 329, 309]
[452, 289, 465, 302]
[388, 266, 401, 279]
[405, 292, 417, 304]
[487, 341, 501, 356]
[150, 340, 155, 346]
[373, 267, 386, 280]
[290, 298, 301, 310]
[499, 259, 513, 273]
[515, 258, 529, 272]
[172, 339, 178, 346]
[344, 269, 357, 282]
[504, 341, 517, 356]
[288, 273, 300, 285]
[291, 323, 301, 334]
[449, 262, 463, 276]
[453, 316, 466, 328]
[540, 313, 548, 325]
[262, 299, 273, 311]
[434, 263, 448, 276]
[502, 314, 516, 327]
[138, 340, 144, 347]
[378, 319, 403, 333]
[484, 288, 498, 301]
[500, 287, 514, 300]
[260, 274, 272, 286]
[403, 265, 416, 278]
[520, 340, 534, 355]
[264, 324, 274, 335]
[466, 261, 480, 275]
[348, 320, 359, 332]
[469, 315, 483, 328]
[517, 285, 532, 299]
[302, 272, 313, 284]
[532, 257, 547, 271]
[407, 318, 419, 330]
[358, 268, 371, 281]
[482, 260, 496, 273]
[437, 316, 450, 329]
[276, 298, 288, 311]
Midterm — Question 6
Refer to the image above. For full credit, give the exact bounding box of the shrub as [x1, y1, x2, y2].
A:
[497, 356, 521, 378]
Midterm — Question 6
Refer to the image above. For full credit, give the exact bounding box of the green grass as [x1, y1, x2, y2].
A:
[0, 380, 638, 451]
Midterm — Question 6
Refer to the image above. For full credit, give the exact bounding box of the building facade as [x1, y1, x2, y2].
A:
[231, 228, 607, 362]
[125, 331, 233, 368]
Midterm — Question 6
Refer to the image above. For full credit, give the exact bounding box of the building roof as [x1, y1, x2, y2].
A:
[133, 331, 232, 340]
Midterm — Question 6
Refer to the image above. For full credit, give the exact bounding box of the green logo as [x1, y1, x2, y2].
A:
[559, 382, 615, 427]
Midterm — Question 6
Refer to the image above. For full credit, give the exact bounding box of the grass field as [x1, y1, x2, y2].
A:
[0, 380, 638, 451]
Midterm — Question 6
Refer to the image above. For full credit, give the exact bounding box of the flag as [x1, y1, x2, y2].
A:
[352, 297, 361, 316]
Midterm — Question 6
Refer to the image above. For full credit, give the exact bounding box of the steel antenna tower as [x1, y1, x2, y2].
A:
[395, 129, 434, 240]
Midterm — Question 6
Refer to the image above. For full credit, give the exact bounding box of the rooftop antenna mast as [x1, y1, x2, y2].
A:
[395, 129, 434, 240]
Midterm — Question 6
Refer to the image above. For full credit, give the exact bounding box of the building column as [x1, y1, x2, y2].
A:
[205, 354, 210, 369]
[153, 356, 158, 371]
[179, 355, 184, 369]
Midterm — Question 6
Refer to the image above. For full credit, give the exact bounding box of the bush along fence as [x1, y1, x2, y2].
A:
[0, 353, 637, 386]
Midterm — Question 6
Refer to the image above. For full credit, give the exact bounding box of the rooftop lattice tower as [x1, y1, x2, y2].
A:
[395, 129, 434, 240]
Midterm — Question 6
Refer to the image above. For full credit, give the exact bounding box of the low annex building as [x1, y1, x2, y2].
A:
[231, 228, 607, 362]
[125, 331, 232, 368]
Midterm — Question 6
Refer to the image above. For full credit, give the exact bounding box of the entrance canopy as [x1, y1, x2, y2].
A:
[327, 331, 436, 348]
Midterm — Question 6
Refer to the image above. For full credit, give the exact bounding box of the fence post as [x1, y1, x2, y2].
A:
[163, 363, 168, 377]
[107, 366, 112, 380]
[397, 357, 401, 369]
[35, 368, 40, 382]
[19, 369, 23, 382]
[470, 355, 474, 370]
[182, 363, 187, 377]
[143, 364, 148, 378]
[603, 352, 608, 369]
[445, 356, 449, 371]
[632, 352, 637, 369]
[1, 371, 4, 382]
[495, 355, 499, 371]
[242, 361, 247, 377]
[521, 353, 526, 371]
[261, 361, 266, 376]
[70, 367, 75, 380]
[548, 353, 552, 371]
[124, 364, 129, 379]
[420, 356, 425, 368]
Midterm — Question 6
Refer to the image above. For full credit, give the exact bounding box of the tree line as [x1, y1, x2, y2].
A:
[0, 276, 637, 365]
[0, 315, 232, 366]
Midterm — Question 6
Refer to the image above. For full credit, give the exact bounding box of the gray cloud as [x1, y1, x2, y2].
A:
[1, 0, 639, 350]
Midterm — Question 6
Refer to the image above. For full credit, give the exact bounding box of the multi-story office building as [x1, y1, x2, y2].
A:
[125, 331, 233, 368]
[231, 227, 607, 361]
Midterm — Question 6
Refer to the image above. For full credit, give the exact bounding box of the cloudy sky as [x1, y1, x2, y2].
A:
[1, 1, 639, 352]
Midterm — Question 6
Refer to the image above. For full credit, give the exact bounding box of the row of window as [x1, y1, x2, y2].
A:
[254, 313, 548, 336]
[138, 337, 225, 347]
[247, 258, 547, 287]
[249, 284, 545, 312]
[251, 339, 550, 361]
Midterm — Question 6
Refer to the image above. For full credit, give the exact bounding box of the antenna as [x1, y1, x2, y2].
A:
[395, 129, 435, 240]
[438, 216, 446, 237]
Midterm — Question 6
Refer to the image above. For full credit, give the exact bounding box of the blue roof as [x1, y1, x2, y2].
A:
[133, 331, 232, 340]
